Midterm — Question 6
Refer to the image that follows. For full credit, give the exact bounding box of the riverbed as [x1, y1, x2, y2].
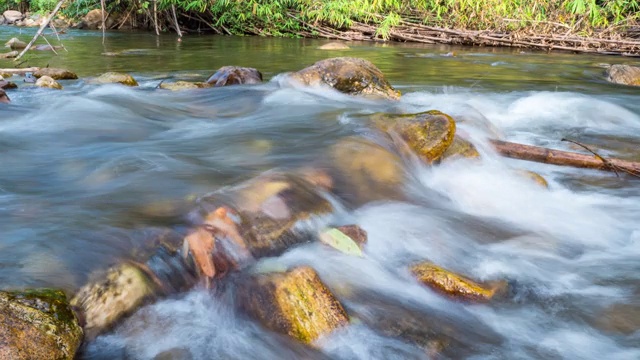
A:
[1, 26, 640, 359]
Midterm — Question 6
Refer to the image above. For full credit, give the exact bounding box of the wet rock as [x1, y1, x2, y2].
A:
[518, 170, 549, 188]
[410, 262, 507, 302]
[290, 57, 400, 100]
[34, 68, 78, 80]
[154, 347, 194, 360]
[0, 50, 19, 58]
[71, 262, 159, 340]
[94, 72, 139, 86]
[0, 288, 83, 360]
[326, 136, 406, 206]
[605, 64, 640, 86]
[596, 303, 640, 335]
[0, 15, 5, 25]
[33, 44, 63, 51]
[319, 225, 367, 256]
[236, 266, 349, 343]
[5, 37, 27, 50]
[0, 89, 9, 103]
[376, 110, 457, 164]
[0, 76, 18, 90]
[78, 9, 106, 30]
[23, 18, 37, 27]
[205, 66, 263, 87]
[441, 135, 480, 161]
[317, 42, 350, 50]
[159, 81, 211, 91]
[23, 72, 36, 83]
[3, 10, 23, 24]
[35, 75, 63, 90]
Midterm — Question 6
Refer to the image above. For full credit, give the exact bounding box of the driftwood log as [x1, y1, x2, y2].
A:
[0, 67, 41, 74]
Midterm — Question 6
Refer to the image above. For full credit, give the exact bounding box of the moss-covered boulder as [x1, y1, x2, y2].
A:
[317, 42, 350, 50]
[4, 37, 27, 50]
[33, 68, 78, 80]
[410, 262, 507, 302]
[94, 72, 138, 86]
[206, 66, 263, 87]
[159, 81, 211, 91]
[35, 75, 63, 90]
[0, 288, 83, 360]
[441, 135, 480, 161]
[290, 57, 400, 100]
[325, 136, 406, 206]
[376, 111, 457, 164]
[0, 89, 9, 103]
[605, 64, 640, 86]
[70, 262, 159, 340]
[236, 266, 349, 343]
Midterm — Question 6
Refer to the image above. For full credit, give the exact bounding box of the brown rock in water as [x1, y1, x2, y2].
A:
[517, 170, 549, 188]
[317, 42, 350, 50]
[78, 9, 106, 30]
[290, 57, 400, 100]
[605, 64, 640, 86]
[376, 110, 457, 164]
[0, 50, 19, 59]
[206, 66, 263, 87]
[326, 136, 406, 206]
[0, 289, 83, 360]
[236, 266, 349, 343]
[595, 303, 640, 335]
[5, 38, 27, 50]
[2, 10, 23, 25]
[441, 135, 480, 161]
[159, 81, 211, 91]
[0, 89, 9, 103]
[34, 68, 78, 80]
[33, 44, 63, 51]
[410, 262, 507, 302]
[35, 75, 63, 90]
[94, 72, 139, 86]
[70, 262, 159, 340]
[0, 76, 17, 90]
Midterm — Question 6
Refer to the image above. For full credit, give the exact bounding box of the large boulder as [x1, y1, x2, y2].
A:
[35, 75, 63, 90]
[235, 266, 349, 343]
[205, 66, 263, 87]
[5, 37, 27, 50]
[0, 288, 83, 360]
[605, 64, 640, 86]
[3, 10, 23, 24]
[93, 72, 138, 86]
[290, 57, 400, 100]
[78, 9, 105, 30]
[34, 68, 78, 80]
[0, 89, 9, 103]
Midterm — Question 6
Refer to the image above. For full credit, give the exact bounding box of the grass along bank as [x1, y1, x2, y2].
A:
[2, 0, 640, 55]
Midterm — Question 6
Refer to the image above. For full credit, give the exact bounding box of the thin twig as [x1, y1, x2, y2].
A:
[561, 138, 623, 177]
[171, 5, 182, 37]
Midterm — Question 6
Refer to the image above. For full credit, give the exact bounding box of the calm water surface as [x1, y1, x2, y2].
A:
[1, 26, 640, 359]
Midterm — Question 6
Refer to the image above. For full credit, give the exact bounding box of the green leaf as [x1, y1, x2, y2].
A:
[319, 228, 364, 257]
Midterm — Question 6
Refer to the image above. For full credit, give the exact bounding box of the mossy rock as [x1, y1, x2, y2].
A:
[236, 266, 349, 343]
[5, 37, 27, 50]
[375, 110, 457, 164]
[441, 135, 480, 161]
[290, 57, 400, 100]
[605, 64, 640, 86]
[94, 72, 138, 86]
[70, 262, 159, 340]
[317, 42, 350, 50]
[410, 262, 507, 302]
[517, 170, 549, 188]
[34, 68, 78, 80]
[0, 288, 83, 360]
[206, 66, 263, 87]
[159, 81, 211, 91]
[326, 136, 406, 206]
[35, 75, 63, 90]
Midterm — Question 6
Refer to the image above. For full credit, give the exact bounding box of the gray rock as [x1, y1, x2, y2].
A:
[605, 64, 640, 86]
[3, 10, 23, 24]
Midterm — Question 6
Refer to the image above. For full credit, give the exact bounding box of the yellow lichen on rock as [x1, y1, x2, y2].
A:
[35, 75, 63, 90]
[159, 81, 211, 91]
[441, 135, 480, 161]
[517, 170, 549, 188]
[94, 72, 139, 86]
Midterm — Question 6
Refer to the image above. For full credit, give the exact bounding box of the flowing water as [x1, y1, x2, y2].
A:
[1, 27, 640, 359]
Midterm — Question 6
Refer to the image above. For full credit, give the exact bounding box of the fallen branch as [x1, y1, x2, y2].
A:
[171, 5, 182, 37]
[490, 139, 640, 177]
[0, 67, 41, 74]
[15, 0, 66, 61]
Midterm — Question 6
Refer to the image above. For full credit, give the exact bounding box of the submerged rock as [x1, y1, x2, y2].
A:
[236, 266, 349, 344]
[290, 57, 400, 100]
[159, 81, 211, 91]
[0, 89, 9, 103]
[605, 64, 640, 86]
[0, 288, 83, 360]
[33, 44, 63, 51]
[518, 170, 549, 188]
[0, 75, 17, 90]
[596, 303, 640, 335]
[0, 50, 19, 58]
[34, 68, 78, 80]
[410, 262, 507, 302]
[317, 42, 350, 50]
[35, 75, 63, 90]
[94, 72, 139, 86]
[205, 66, 263, 87]
[441, 135, 480, 161]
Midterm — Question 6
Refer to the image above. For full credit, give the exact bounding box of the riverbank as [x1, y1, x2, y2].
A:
[2, 0, 640, 56]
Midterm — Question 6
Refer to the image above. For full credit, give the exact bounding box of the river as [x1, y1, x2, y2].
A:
[1, 27, 640, 359]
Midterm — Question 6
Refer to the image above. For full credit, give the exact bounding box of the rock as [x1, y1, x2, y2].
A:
[154, 347, 193, 360]
[34, 68, 78, 80]
[3, 10, 23, 24]
[236, 266, 349, 343]
[290, 57, 400, 100]
[518, 170, 548, 188]
[33, 44, 63, 51]
[35, 75, 63, 90]
[595, 303, 640, 335]
[376, 110, 457, 164]
[23, 72, 36, 83]
[78, 9, 106, 30]
[5, 37, 27, 50]
[0, 15, 5, 25]
[70, 262, 159, 340]
[0, 89, 9, 103]
[24, 18, 36, 27]
[52, 18, 69, 29]
[317, 42, 350, 50]
[606, 64, 640, 86]
[0, 50, 19, 58]
[319, 225, 367, 256]
[326, 136, 406, 206]
[159, 81, 211, 91]
[94, 72, 139, 86]
[441, 135, 480, 160]
[410, 262, 508, 302]
[205, 66, 263, 87]
[0, 76, 18, 90]
[0, 288, 83, 360]
[14, 20, 25, 27]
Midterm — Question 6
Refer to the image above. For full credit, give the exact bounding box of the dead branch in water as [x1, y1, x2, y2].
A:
[15, 0, 66, 61]
[490, 139, 640, 177]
